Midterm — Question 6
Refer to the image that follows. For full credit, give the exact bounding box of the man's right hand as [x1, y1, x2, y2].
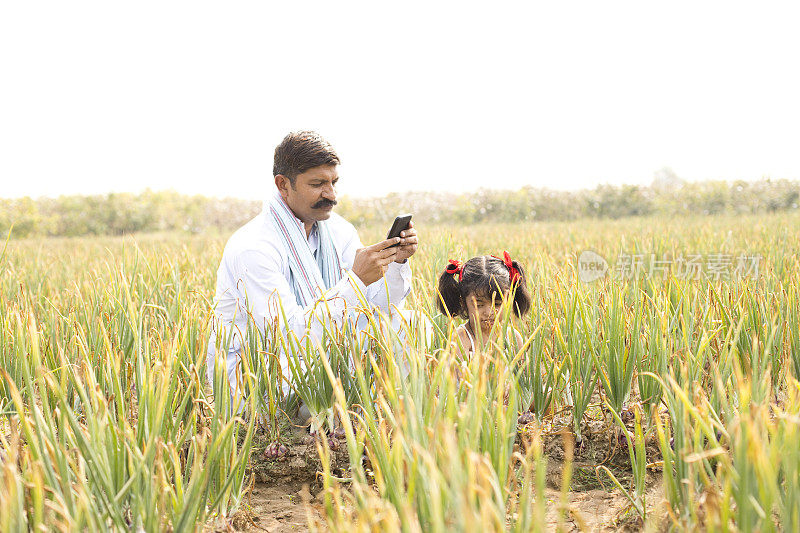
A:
[351, 238, 401, 285]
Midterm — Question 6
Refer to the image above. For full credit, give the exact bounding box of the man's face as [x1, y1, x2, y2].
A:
[278, 165, 339, 225]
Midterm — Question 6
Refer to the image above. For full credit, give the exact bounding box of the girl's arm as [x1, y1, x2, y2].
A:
[513, 328, 524, 348]
[452, 325, 472, 362]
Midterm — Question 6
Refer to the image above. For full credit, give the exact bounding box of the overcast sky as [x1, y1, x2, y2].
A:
[1, 1, 798, 200]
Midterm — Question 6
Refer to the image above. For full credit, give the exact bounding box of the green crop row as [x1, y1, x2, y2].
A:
[1, 211, 799, 531]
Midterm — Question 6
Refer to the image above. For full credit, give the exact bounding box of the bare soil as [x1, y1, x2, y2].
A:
[206, 481, 325, 533]
[207, 402, 670, 532]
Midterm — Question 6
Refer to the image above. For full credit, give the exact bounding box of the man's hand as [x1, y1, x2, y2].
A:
[394, 221, 418, 263]
[352, 238, 400, 285]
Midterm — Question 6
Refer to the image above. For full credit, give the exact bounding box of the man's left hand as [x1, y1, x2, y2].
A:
[394, 221, 418, 263]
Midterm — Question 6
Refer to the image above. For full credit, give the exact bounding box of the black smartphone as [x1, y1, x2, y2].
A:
[385, 214, 412, 248]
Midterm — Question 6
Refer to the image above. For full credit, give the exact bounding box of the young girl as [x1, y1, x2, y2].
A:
[436, 251, 531, 358]
[437, 252, 559, 424]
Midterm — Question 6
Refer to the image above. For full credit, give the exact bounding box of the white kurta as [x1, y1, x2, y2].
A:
[206, 205, 412, 392]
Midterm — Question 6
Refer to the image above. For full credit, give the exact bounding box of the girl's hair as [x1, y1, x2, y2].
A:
[436, 255, 531, 319]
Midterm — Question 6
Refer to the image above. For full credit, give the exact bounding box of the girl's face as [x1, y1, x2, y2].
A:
[465, 291, 504, 337]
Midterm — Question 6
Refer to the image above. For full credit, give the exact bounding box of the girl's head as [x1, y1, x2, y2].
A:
[436, 252, 531, 335]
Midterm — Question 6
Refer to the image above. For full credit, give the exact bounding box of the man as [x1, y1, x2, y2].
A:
[207, 131, 418, 404]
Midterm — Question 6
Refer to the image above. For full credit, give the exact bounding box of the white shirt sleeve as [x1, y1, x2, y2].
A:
[233, 247, 372, 342]
[336, 225, 412, 316]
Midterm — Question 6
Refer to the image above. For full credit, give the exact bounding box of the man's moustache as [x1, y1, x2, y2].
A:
[312, 199, 337, 209]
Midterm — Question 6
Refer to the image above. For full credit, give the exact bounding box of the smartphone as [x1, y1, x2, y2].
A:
[385, 214, 412, 248]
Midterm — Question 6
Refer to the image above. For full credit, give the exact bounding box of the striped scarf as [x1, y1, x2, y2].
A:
[268, 192, 343, 307]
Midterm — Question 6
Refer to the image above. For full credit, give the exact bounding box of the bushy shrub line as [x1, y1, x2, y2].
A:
[2, 178, 797, 237]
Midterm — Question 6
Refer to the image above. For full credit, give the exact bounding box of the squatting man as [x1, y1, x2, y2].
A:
[206, 131, 418, 452]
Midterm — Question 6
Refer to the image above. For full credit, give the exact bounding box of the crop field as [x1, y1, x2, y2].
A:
[1, 211, 800, 531]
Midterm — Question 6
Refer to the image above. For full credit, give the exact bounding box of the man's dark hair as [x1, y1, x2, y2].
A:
[273, 131, 340, 187]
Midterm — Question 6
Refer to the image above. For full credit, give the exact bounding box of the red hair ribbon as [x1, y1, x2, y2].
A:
[493, 250, 521, 285]
[445, 259, 463, 282]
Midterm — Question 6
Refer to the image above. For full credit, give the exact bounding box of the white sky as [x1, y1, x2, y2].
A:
[1, 1, 798, 200]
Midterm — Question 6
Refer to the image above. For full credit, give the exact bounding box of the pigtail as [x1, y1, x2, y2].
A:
[510, 259, 532, 317]
[436, 262, 463, 317]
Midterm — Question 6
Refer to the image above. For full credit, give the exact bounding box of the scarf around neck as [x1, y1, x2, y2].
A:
[267, 192, 343, 307]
